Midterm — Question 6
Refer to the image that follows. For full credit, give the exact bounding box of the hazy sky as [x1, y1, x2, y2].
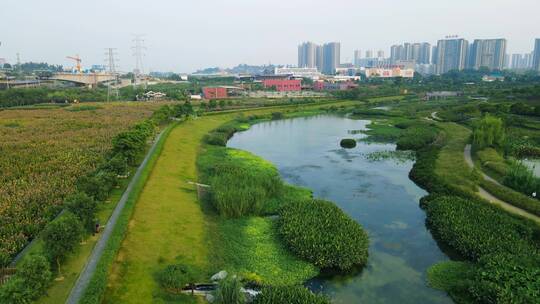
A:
[1, 0, 539, 73]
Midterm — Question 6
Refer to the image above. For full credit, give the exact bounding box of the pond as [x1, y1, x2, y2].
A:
[522, 159, 540, 178]
[227, 115, 452, 303]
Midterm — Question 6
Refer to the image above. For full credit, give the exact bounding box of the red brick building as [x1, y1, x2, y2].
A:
[262, 79, 302, 92]
[203, 87, 228, 99]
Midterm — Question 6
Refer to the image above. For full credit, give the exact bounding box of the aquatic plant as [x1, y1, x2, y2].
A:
[340, 138, 357, 149]
[278, 199, 369, 271]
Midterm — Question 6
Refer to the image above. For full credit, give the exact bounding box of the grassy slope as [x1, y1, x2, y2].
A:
[434, 123, 478, 194]
[103, 102, 355, 303]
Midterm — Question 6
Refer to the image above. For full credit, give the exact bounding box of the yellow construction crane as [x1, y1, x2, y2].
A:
[66, 55, 82, 73]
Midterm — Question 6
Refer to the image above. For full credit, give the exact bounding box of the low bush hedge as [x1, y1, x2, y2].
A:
[424, 195, 539, 261]
[278, 199, 369, 271]
[253, 286, 330, 304]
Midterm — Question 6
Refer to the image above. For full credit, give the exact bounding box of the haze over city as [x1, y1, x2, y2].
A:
[1, 0, 539, 72]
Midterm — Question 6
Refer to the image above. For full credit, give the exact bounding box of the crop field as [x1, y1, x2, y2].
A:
[0, 102, 164, 260]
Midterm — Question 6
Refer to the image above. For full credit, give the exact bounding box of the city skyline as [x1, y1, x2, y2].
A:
[1, 0, 539, 72]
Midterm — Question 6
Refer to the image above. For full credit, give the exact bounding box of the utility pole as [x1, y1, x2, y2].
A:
[131, 34, 147, 89]
[104, 48, 119, 102]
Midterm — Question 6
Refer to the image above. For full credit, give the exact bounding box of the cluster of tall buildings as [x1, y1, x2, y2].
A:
[390, 42, 431, 64]
[298, 38, 540, 76]
[298, 42, 341, 74]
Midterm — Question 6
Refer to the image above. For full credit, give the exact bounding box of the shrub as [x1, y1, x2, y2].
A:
[65, 192, 97, 232]
[468, 253, 540, 303]
[271, 112, 283, 120]
[396, 124, 439, 151]
[340, 138, 357, 149]
[278, 199, 369, 271]
[0, 254, 52, 303]
[42, 212, 84, 271]
[424, 195, 538, 260]
[204, 132, 228, 146]
[156, 264, 197, 294]
[253, 286, 330, 304]
[214, 276, 245, 304]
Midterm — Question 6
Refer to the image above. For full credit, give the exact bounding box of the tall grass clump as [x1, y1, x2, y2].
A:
[278, 199, 369, 271]
[253, 286, 330, 304]
[198, 147, 283, 217]
[396, 123, 439, 150]
[503, 160, 540, 198]
[214, 276, 245, 304]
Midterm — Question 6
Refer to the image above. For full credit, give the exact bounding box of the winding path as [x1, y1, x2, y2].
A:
[464, 144, 540, 223]
[65, 129, 167, 304]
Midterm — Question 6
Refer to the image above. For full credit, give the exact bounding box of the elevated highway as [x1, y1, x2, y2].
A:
[50, 72, 116, 87]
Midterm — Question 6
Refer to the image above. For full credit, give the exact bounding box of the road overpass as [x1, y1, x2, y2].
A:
[50, 72, 116, 87]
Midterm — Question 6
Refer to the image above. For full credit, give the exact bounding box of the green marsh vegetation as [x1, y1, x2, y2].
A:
[278, 199, 369, 271]
[196, 112, 370, 298]
[424, 195, 540, 303]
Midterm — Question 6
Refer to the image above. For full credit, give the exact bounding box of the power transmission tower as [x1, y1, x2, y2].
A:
[104, 48, 119, 101]
[131, 34, 147, 89]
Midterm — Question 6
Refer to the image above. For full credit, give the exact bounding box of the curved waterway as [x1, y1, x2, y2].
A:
[227, 115, 452, 304]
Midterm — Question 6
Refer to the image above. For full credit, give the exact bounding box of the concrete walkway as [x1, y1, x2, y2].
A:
[464, 144, 540, 223]
[65, 129, 167, 304]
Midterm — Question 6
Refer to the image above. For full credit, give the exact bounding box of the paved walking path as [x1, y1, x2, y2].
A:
[65, 129, 167, 304]
[464, 144, 540, 223]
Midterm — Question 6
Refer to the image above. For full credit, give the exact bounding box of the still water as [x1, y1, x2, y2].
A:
[227, 115, 452, 304]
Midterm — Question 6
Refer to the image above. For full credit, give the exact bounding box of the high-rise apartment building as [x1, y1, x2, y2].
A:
[391, 42, 430, 64]
[431, 45, 438, 64]
[377, 50, 385, 58]
[435, 38, 469, 74]
[533, 38, 540, 71]
[511, 53, 534, 69]
[322, 42, 341, 74]
[298, 42, 317, 68]
[298, 41, 340, 74]
[390, 45, 403, 63]
[468, 39, 507, 70]
[354, 50, 362, 67]
[315, 45, 324, 72]
[365, 50, 374, 58]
